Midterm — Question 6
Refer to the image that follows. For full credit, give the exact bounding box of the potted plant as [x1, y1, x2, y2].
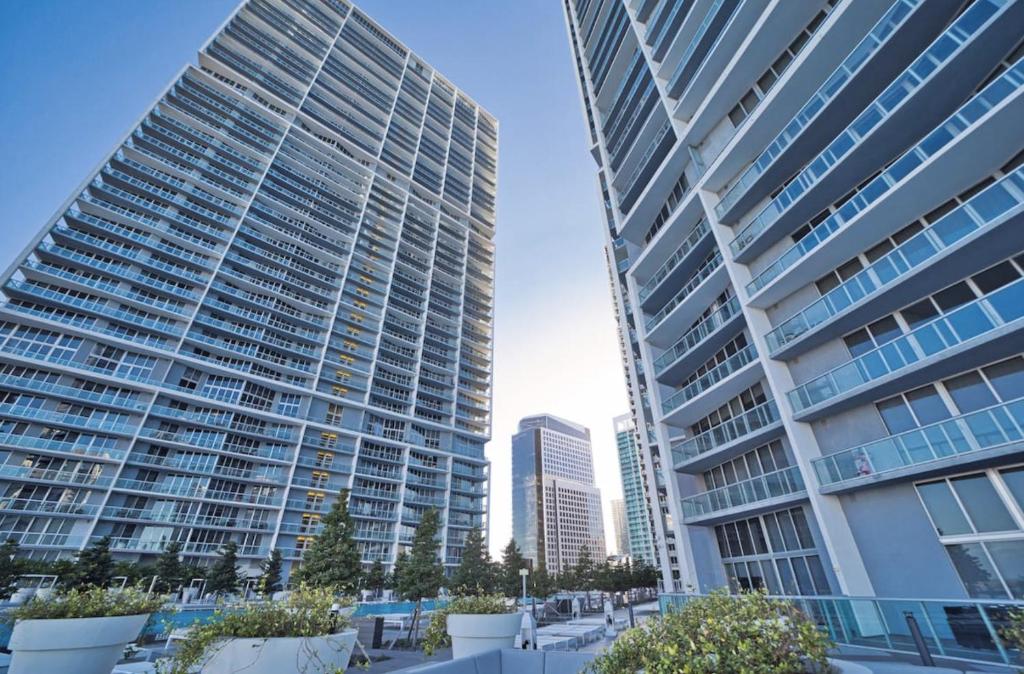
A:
[163, 585, 357, 674]
[7, 586, 166, 674]
[585, 590, 833, 673]
[423, 594, 520, 659]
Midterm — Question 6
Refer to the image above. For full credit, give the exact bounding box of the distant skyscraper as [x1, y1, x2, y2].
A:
[614, 414, 656, 566]
[565, 0, 1024, 600]
[512, 414, 606, 573]
[610, 497, 627, 557]
[0, 0, 496, 580]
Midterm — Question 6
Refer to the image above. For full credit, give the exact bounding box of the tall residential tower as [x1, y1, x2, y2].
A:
[614, 413, 657, 565]
[0, 0, 496, 580]
[565, 0, 1024, 600]
[512, 414, 606, 573]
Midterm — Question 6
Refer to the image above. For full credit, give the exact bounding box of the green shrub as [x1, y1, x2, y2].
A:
[8, 586, 166, 621]
[163, 585, 351, 674]
[422, 594, 512, 656]
[1001, 609, 1024, 653]
[586, 590, 832, 674]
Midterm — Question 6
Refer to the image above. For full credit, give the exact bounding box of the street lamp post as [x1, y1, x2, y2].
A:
[519, 568, 529, 604]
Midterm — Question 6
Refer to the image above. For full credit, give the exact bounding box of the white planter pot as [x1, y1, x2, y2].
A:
[447, 613, 522, 659]
[9, 613, 151, 674]
[199, 630, 357, 674]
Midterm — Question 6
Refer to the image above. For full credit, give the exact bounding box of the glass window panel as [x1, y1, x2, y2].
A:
[906, 385, 952, 425]
[725, 522, 742, 557]
[934, 282, 977, 312]
[723, 562, 740, 593]
[763, 560, 782, 594]
[877, 396, 918, 434]
[776, 558, 799, 595]
[715, 525, 730, 558]
[946, 543, 1008, 599]
[868, 316, 903, 345]
[749, 519, 769, 555]
[791, 508, 815, 549]
[806, 555, 832, 594]
[791, 556, 816, 594]
[972, 262, 1020, 294]
[950, 474, 1017, 533]
[747, 560, 766, 590]
[944, 371, 998, 413]
[983, 357, 1024, 401]
[844, 329, 875, 357]
[734, 561, 753, 591]
[736, 519, 755, 556]
[777, 509, 800, 551]
[764, 513, 784, 552]
[901, 299, 940, 329]
[985, 540, 1024, 599]
[1000, 467, 1024, 512]
[917, 480, 972, 536]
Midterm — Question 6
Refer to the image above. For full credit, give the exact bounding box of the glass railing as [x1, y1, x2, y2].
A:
[667, 0, 732, 98]
[766, 165, 1024, 353]
[0, 498, 99, 516]
[789, 278, 1024, 413]
[0, 464, 113, 488]
[660, 592, 1024, 668]
[0, 404, 137, 435]
[662, 343, 758, 414]
[715, 0, 922, 219]
[729, 0, 1006, 256]
[671, 398, 780, 466]
[639, 220, 710, 302]
[654, 295, 742, 374]
[814, 397, 1024, 487]
[646, 251, 723, 330]
[682, 465, 805, 519]
[103, 536, 266, 556]
[747, 60, 1024, 297]
[0, 374, 145, 410]
[0, 432, 125, 461]
[351, 485, 401, 501]
[0, 531, 83, 548]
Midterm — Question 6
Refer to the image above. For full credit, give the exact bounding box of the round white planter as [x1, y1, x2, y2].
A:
[198, 629, 358, 674]
[447, 613, 522, 659]
[8, 613, 151, 674]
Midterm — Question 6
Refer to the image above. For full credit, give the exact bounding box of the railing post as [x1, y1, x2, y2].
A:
[904, 611, 935, 667]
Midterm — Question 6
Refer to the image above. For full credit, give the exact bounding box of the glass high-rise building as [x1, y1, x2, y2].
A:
[565, 0, 1024, 601]
[0, 0, 496, 580]
[613, 413, 656, 566]
[512, 414, 606, 573]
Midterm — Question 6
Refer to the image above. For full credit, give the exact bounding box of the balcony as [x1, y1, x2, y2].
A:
[745, 60, 1024, 309]
[644, 250, 726, 341]
[0, 464, 113, 489]
[729, 0, 1022, 262]
[681, 465, 806, 524]
[660, 343, 760, 424]
[671, 398, 783, 473]
[652, 295, 744, 382]
[637, 219, 712, 309]
[714, 0, 940, 223]
[788, 278, 1024, 420]
[766, 165, 1024, 359]
[813, 398, 1024, 493]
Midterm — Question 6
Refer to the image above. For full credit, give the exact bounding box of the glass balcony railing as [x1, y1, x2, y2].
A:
[0, 498, 98, 517]
[0, 464, 113, 488]
[681, 465, 805, 520]
[747, 60, 1024, 298]
[0, 531, 83, 548]
[0, 432, 126, 461]
[813, 397, 1024, 488]
[639, 219, 710, 302]
[715, 0, 922, 220]
[789, 278, 1024, 414]
[766, 165, 1024, 353]
[0, 404, 137, 435]
[661, 343, 758, 414]
[729, 0, 1007, 256]
[645, 251, 723, 331]
[654, 295, 742, 375]
[666, 0, 737, 99]
[0, 374, 143, 411]
[660, 593, 1024, 668]
[671, 398, 780, 466]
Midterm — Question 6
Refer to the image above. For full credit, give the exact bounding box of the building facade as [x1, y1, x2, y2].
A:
[564, 0, 1024, 600]
[613, 413, 657, 565]
[0, 0, 496, 580]
[610, 497, 628, 556]
[512, 414, 607, 573]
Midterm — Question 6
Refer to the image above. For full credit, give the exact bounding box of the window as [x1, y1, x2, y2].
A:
[277, 394, 301, 417]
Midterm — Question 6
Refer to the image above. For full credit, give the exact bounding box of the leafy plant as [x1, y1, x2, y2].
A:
[586, 590, 832, 674]
[161, 586, 351, 674]
[0, 539, 24, 600]
[421, 594, 512, 656]
[258, 549, 283, 596]
[292, 489, 362, 593]
[8, 586, 166, 621]
[1001, 609, 1024, 655]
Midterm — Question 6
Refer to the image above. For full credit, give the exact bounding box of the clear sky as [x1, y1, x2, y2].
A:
[0, 1, 630, 558]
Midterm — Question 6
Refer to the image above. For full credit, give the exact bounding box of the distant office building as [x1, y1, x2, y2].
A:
[0, 0, 496, 579]
[610, 497, 628, 556]
[614, 414, 657, 566]
[512, 414, 606, 573]
[565, 0, 1024, 601]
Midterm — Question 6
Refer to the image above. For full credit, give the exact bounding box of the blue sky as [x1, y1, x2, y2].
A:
[0, 0, 629, 556]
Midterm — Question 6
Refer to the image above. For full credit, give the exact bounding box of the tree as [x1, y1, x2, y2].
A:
[155, 541, 187, 594]
[70, 536, 114, 589]
[396, 508, 444, 602]
[291, 489, 361, 594]
[632, 560, 659, 589]
[0, 539, 23, 600]
[259, 549, 283, 596]
[571, 545, 596, 591]
[363, 559, 387, 599]
[530, 564, 558, 601]
[450, 528, 495, 596]
[391, 551, 408, 592]
[205, 541, 241, 596]
[498, 539, 527, 598]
